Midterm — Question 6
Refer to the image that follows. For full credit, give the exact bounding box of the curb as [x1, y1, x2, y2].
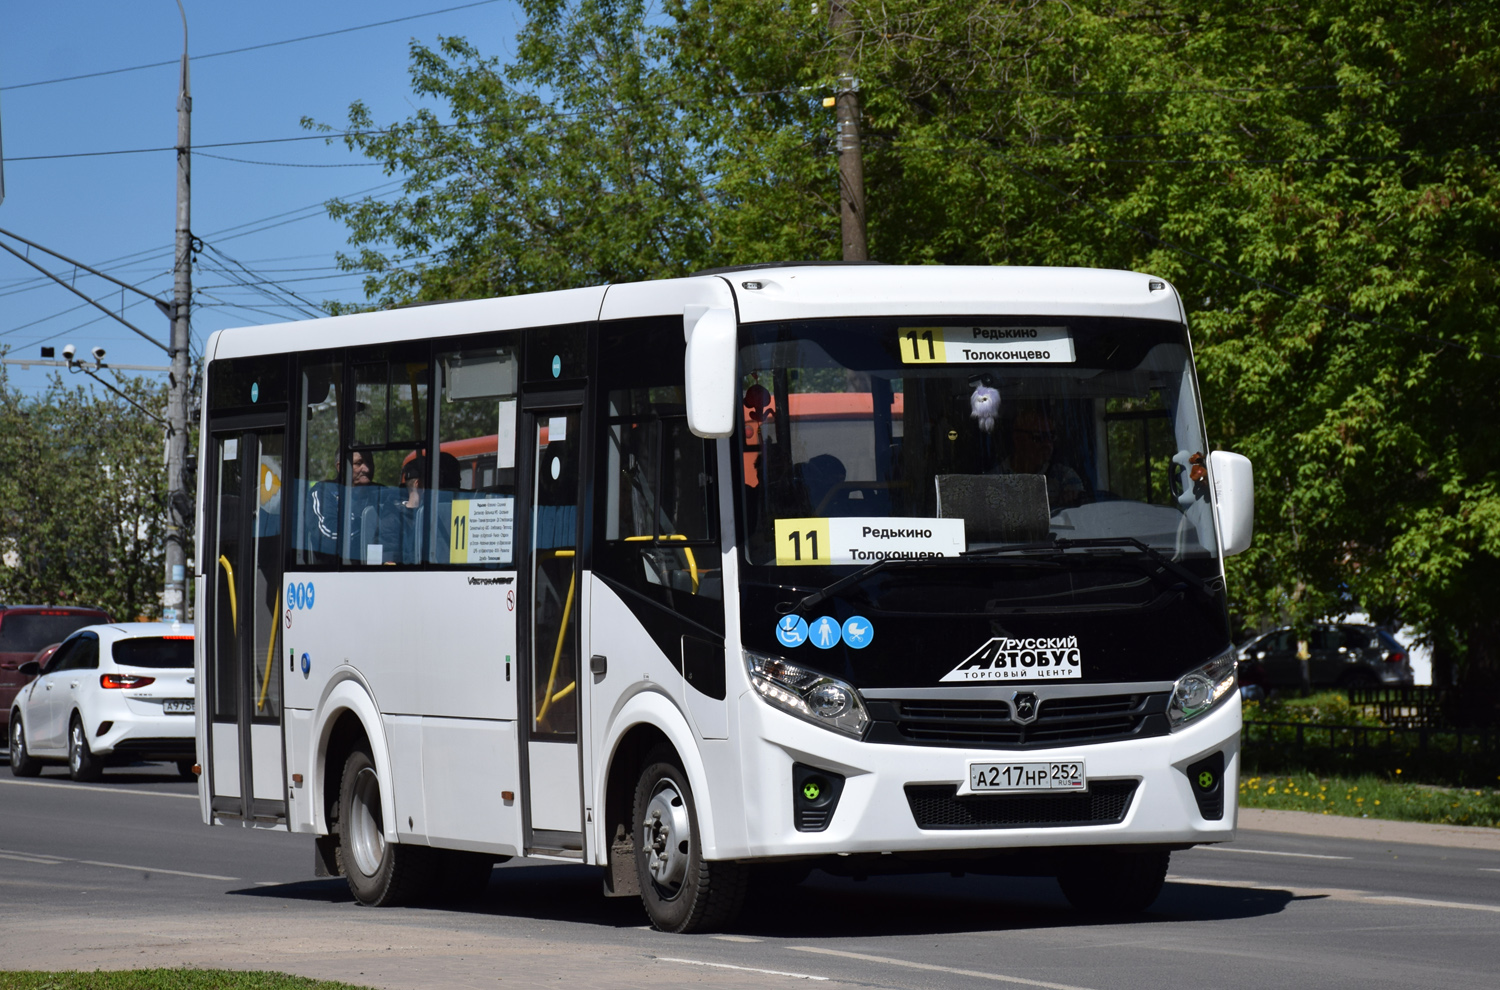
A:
[1239, 807, 1500, 851]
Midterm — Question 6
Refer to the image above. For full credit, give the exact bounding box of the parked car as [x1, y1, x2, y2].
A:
[9, 623, 196, 781]
[1237, 623, 1413, 690]
[1, 604, 112, 735]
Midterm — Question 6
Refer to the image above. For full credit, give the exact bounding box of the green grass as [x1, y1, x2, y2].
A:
[0, 973, 375, 990]
[1240, 771, 1500, 828]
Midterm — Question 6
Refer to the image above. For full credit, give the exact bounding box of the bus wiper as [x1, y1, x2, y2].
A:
[962, 536, 1217, 600]
[776, 557, 918, 615]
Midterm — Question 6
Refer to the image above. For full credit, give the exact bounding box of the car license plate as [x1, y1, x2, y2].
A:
[162, 698, 194, 715]
[966, 760, 1086, 793]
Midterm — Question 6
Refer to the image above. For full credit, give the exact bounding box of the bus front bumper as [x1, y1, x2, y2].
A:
[733, 689, 1240, 859]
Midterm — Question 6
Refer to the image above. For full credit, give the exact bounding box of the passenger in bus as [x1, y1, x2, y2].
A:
[392, 451, 461, 562]
[990, 406, 1086, 509]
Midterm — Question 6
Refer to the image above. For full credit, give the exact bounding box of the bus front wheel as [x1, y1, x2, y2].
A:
[337, 749, 430, 906]
[632, 747, 747, 933]
[1056, 847, 1170, 915]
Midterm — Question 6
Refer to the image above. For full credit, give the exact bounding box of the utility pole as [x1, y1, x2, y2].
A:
[829, 1, 867, 261]
[165, 0, 193, 623]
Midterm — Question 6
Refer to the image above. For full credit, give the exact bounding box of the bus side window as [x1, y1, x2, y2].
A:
[429, 344, 519, 566]
[294, 359, 342, 565]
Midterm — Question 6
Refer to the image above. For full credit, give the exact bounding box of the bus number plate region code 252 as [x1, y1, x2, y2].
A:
[965, 760, 1086, 794]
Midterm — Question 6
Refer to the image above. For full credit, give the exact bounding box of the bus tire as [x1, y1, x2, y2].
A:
[10, 713, 43, 778]
[68, 715, 104, 782]
[1056, 847, 1170, 915]
[338, 749, 431, 906]
[633, 747, 747, 933]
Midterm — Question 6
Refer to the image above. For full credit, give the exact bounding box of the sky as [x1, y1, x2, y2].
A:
[0, 0, 524, 396]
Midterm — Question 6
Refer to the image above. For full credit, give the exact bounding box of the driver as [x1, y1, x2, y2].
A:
[991, 406, 1086, 509]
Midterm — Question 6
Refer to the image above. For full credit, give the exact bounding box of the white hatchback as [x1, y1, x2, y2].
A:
[9, 622, 197, 781]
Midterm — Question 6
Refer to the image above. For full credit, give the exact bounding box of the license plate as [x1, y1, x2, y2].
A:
[966, 760, 1086, 793]
[162, 698, 194, 715]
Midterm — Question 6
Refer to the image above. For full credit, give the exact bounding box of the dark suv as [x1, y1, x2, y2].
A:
[1, 605, 113, 733]
[1238, 623, 1413, 690]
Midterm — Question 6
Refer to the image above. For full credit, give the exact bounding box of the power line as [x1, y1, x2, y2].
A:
[0, 1, 510, 92]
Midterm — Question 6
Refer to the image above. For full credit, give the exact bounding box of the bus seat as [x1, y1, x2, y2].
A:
[935, 473, 1050, 543]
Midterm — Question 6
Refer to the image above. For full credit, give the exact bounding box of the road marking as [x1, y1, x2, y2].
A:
[1480, 868, 1500, 873]
[657, 957, 828, 981]
[1170, 876, 1500, 914]
[254, 881, 281, 886]
[0, 777, 197, 800]
[0, 852, 63, 865]
[792, 947, 1098, 990]
[712, 935, 764, 943]
[1202, 847, 1351, 860]
[77, 860, 238, 882]
[1362, 896, 1500, 914]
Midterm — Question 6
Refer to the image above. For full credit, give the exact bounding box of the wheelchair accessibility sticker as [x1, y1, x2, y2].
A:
[775, 615, 809, 648]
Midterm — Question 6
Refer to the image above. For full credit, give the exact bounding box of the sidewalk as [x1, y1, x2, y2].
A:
[1240, 807, 1500, 851]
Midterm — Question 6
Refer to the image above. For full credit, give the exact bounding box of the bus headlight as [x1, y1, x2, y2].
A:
[745, 651, 869, 738]
[1167, 649, 1238, 729]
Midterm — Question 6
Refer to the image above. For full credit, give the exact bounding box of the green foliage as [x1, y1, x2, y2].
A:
[1240, 772, 1500, 828]
[0, 971, 374, 990]
[0, 366, 169, 620]
[319, 0, 1500, 696]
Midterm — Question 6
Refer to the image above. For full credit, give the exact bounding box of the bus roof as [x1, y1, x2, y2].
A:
[206, 266, 1182, 362]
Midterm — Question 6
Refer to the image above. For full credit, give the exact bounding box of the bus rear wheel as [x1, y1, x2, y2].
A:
[337, 749, 431, 906]
[1056, 847, 1170, 915]
[632, 747, 747, 933]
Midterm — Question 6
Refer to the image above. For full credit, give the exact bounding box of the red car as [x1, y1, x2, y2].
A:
[0, 605, 112, 734]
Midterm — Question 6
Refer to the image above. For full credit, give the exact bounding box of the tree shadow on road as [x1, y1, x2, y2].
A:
[229, 860, 1298, 936]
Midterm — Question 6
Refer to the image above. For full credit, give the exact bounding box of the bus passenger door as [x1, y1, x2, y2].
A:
[206, 425, 288, 827]
[522, 401, 585, 854]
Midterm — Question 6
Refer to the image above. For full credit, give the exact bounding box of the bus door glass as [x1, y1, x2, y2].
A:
[525, 403, 585, 846]
[207, 426, 288, 825]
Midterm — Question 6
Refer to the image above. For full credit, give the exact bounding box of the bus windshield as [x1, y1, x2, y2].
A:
[738, 316, 1218, 570]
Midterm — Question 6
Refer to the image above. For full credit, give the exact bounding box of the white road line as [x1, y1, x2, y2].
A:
[792, 947, 1098, 990]
[0, 777, 197, 800]
[658, 957, 828, 981]
[1362, 896, 1500, 914]
[1479, 868, 1500, 873]
[0, 852, 63, 865]
[712, 935, 765, 943]
[1170, 875, 1500, 914]
[254, 881, 281, 886]
[1201, 847, 1352, 861]
[77, 860, 238, 882]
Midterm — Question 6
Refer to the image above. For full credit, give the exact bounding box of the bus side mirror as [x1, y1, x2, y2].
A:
[1209, 450, 1254, 556]
[683, 306, 738, 438]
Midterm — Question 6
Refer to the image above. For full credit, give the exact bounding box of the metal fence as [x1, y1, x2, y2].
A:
[1241, 718, 1500, 785]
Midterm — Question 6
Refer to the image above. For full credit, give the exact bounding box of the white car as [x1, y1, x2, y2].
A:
[9, 622, 197, 781]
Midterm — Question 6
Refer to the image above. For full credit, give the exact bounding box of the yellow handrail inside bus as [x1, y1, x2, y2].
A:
[535, 549, 576, 728]
[256, 588, 282, 713]
[623, 534, 699, 593]
[217, 555, 238, 634]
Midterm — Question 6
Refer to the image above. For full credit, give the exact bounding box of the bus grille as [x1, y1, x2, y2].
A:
[864, 692, 1170, 749]
[905, 780, 1138, 830]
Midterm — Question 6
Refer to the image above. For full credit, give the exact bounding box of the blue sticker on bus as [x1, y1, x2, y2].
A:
[251, 383, 259, 403]
[551, 354, 562, 378]
[841, 616, 873, 649]
[809, 616, 841, 649]
[301, 653, 311, 677]
[775, 615, 809, 648]
[287, 581, 316, 610]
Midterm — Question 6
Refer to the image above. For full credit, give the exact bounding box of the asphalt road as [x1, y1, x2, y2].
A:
[2, 761, 1498, 990]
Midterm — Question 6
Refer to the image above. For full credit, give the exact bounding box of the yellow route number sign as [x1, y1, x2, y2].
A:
[898, 327, 948, 364]
[774, 517, 832, 566]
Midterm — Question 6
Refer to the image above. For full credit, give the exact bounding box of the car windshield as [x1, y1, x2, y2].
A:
[737, 315, 1218, 567]
[0, 614, 104, 654]
[112, 637, 194, 669]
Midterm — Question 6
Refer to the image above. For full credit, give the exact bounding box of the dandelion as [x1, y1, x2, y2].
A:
[1374, 800, 1381, 806]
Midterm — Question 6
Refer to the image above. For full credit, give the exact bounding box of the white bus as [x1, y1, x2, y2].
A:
[194, 264, 1253, 931]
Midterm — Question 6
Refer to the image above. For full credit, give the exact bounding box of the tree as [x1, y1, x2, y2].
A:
[0, 364, 170, 621]
[320, 0, 1500, 708]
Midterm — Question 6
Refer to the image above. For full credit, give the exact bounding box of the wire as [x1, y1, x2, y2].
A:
[0, 0, 511, 92]
[195, 152, 382, 168]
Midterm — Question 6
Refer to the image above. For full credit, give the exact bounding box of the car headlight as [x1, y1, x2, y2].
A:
[745, 651, 869, 738]
[1168, 648, 1238, 729]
